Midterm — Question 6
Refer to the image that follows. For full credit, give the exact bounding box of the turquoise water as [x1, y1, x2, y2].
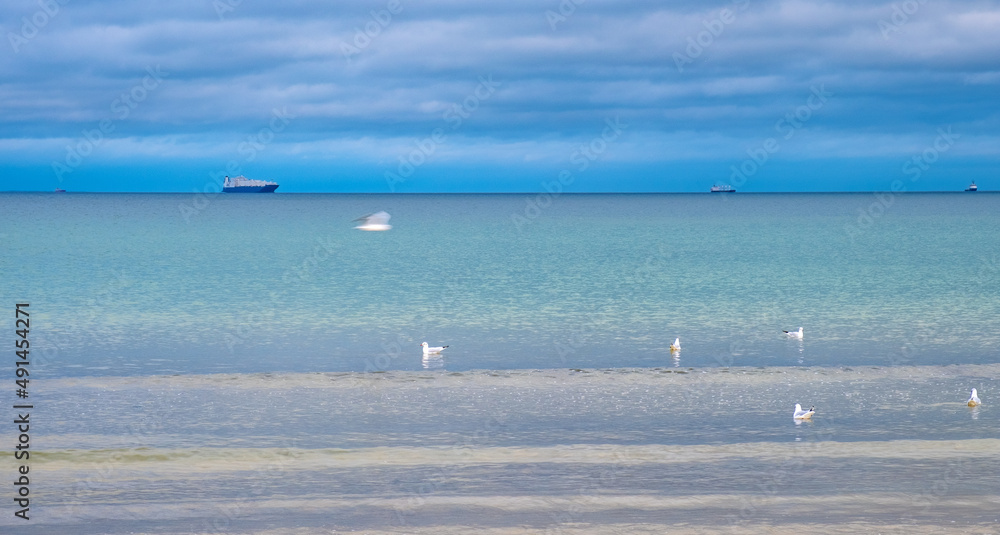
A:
[1, 192, 999, 533]
[2, 192, 999, 375]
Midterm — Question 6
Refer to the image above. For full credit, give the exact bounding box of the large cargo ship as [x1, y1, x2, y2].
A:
[710, 184, 736, 193]
[223, 175, 279, 193]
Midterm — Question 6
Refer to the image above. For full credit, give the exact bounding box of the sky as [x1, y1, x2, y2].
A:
[1, 0, 998, 193]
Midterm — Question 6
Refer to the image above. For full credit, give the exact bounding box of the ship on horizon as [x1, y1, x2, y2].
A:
[965, 181, 978, 192]
[223, 175, 279, 193]
[710, 184, 736, 193]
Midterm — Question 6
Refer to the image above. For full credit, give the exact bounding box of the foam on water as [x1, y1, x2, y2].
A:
[2, 365, 998, 532]
[11, 364, 997, 451]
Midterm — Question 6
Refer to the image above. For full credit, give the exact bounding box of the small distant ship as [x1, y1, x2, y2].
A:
[710, 184, 736, 193]
[54, 188, 66, 193]
[223, 175, 279, 193]
[965, 182, 978, 192]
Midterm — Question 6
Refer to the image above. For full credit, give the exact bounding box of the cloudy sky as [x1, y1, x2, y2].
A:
[2, 0, 998, 192]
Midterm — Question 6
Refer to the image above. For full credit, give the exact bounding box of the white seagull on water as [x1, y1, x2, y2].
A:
[784, 327, 804, 339]
[968, 388, 981, 407]
[353, 211, 392, 231]
[669, 338, 681, 352]
[793, 403, 815, 419]
[421, 342, 449, 355]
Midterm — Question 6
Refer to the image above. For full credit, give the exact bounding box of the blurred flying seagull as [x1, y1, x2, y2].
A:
[421, 342, 449, 355]
[784, 327, 804, 339]
[793, 403, 815, 419]
[968, 388, 981, 407]
[669, 338, 681, 352]
[353, 211, 392, 231]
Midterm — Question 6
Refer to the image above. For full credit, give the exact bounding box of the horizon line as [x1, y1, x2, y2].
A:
[1, 189, 994, 195]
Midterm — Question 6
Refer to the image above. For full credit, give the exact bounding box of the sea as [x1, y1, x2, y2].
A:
[0, 192, 998, 534]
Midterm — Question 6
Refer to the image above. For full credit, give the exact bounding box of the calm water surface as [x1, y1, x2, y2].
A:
[2, 192, 998, 375]
[0, 193, 997, 533]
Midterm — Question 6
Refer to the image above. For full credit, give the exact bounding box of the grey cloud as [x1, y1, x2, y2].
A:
[1, 0, 998, 174]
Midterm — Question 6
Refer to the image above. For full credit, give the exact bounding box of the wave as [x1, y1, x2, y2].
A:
[40, 362, 1000, 391]
[26, 438, 1000, 474]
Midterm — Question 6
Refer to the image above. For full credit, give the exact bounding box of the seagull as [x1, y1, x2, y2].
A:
[783, 327, 804, 339]
[353, 211, 392, 231]
[421, 342, 448, 355]
[669, 338, 681, 352]
[968, 388, 981, 407]
[793, 403, 815, 419]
